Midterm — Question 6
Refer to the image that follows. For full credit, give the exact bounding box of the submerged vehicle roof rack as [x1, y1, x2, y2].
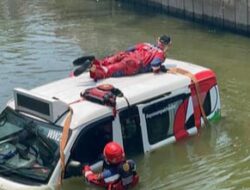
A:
[13, 88, 69, 123]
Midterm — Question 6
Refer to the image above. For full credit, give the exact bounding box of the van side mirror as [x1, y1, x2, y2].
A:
[65, 160, 83, 178]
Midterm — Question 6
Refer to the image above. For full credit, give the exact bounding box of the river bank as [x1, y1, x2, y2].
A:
[122, 0, 250, 36]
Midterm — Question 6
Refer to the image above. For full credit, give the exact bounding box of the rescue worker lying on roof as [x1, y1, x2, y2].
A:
[83, 142, 139, 190]
[89, 35, 172, 80]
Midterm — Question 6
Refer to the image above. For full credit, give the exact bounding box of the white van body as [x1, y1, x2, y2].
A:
[0, 59, 221, 189]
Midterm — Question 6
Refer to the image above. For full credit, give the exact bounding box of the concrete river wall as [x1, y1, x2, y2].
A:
[122, 0, 250, 35]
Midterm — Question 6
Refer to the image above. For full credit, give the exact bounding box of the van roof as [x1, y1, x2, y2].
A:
[9, 59, 210, 129]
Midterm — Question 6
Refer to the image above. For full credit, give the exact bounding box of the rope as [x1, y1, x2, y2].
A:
[57, 108, 73, 190]
[168, 67, 209, 127]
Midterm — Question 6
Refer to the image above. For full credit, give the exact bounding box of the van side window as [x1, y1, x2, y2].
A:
[143, 102, 170, 145]
[70, 117, 113, 165]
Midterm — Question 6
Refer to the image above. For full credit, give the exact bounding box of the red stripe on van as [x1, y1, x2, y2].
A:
[174, 99, 189, 140]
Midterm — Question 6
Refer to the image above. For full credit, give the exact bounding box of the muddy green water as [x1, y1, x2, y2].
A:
[0, 0, 250, 189]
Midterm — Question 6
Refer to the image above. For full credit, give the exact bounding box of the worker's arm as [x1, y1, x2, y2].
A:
[83, 165, 107, 187]
[101, 168, 120, 183]
[83, 165, 120, 184]
[150, 58, 164, 72]
[150, 50, 166, 72]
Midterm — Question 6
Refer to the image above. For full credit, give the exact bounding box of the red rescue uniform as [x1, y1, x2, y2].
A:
[90, 43, 166, 80]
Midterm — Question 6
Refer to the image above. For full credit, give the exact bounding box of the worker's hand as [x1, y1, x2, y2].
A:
[84, 165, 91, 171]
[82, 165, 91, 175]
[152, 66, 161, 73]
[160, 65, 168, 73]
[82, 165, 94, 183]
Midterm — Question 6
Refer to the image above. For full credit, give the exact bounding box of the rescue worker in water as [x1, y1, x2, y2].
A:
[83, 142, 139, 190]
[89, 34, 172, 80]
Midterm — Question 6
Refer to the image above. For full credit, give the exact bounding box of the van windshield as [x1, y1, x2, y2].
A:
[0, 107, 63, 183]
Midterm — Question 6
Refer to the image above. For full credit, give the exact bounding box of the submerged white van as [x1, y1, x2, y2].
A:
[0, 58, 221, 189]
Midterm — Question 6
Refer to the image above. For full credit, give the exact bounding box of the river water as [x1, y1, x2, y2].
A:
[0, 0, 250, 189]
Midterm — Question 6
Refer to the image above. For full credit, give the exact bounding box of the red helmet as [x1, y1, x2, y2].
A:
[103, 142, 125, 164]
